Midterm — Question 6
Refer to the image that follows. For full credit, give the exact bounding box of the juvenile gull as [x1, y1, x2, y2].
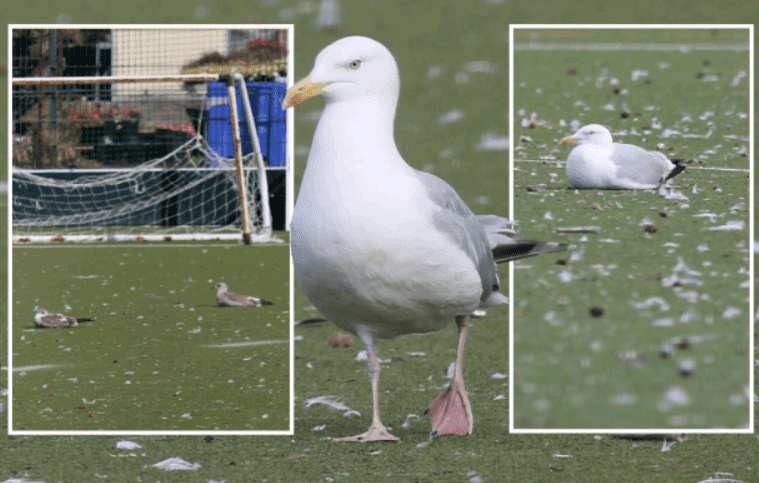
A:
[283, 36, 567, 442]
[560, 124, 688, 189]
[213, 282, 273, 307]
[34, 308, 95, 328]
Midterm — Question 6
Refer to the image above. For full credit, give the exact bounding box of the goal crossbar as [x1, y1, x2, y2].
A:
[12, 74, 222, 85]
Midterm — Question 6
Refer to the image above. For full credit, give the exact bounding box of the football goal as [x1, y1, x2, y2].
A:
[11, 27, 290, 244]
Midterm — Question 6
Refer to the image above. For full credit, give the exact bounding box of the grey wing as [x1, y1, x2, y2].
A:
[227, 292, 255, 306]
[35, 315, 51, 327]
[37, 314, 71, 328]
[612, 143, 672, 185]
[475, 214, 516, 250]
[232, 293, 256, 306]
[415, 171, 500, 303]
[218, 292, 235, 306]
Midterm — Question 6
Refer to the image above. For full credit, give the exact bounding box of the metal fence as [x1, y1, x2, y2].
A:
[12, 27, 288, 170]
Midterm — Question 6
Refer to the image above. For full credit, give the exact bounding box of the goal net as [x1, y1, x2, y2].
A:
[11, 27, 290, 243]
[13, 135, 272, 242]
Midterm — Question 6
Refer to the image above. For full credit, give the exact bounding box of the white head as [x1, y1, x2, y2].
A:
[213, 282, 228, 292]
[35, 307, 49, 316]
[560, 124, 613, 146]
[282, 36, 400, 109]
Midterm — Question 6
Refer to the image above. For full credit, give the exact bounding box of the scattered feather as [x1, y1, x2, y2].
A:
[116, 440, 141, 450]
[303, 395, 351, 411]
[708, 220, 745, 231]
[152, 457, 201, 471]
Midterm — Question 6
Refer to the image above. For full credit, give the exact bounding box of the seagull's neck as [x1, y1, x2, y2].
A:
[310, 97, 405, 172]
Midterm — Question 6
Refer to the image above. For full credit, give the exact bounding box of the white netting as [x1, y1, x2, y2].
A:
[12, 135, 275, 243]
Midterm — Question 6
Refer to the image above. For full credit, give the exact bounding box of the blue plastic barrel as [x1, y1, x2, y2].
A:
[207, 82, 287, 167]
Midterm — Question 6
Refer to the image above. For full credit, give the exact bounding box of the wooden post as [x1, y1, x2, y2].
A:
[219, 73, 253, 245]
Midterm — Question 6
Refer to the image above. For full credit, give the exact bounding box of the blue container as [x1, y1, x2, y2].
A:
[207, 82, 287, 167]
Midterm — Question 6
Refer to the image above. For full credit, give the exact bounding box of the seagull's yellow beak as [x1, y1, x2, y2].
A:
[559, 136, 579, 146]
[282, 75, 330, 109]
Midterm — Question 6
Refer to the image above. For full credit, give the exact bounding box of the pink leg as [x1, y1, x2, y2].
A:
[332, 341, 400, 443]
[426, 315, 473, 436]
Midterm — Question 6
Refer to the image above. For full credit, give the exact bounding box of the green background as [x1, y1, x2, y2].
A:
[2, 2, 758, 482]
[512, 29, 749, 429]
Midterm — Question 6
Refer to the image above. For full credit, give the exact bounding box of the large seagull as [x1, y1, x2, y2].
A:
[283, 36, 567, 442]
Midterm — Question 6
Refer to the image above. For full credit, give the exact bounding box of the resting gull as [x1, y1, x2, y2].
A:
[213, 282, 273, 307]
[560, 124, 688, 189]
[34, 308, 95, 328]
[283, 35, 568, 442]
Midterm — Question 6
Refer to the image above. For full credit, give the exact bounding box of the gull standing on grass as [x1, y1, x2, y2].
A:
[283, 36, 567, 442]
[213, 282, 273, 307]
[560, 124, 688, 189]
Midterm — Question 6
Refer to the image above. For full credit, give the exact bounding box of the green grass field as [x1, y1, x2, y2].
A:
[12, 243, 290, 431]
[512, 29, 751, 429]
[1, 2, 758, 483]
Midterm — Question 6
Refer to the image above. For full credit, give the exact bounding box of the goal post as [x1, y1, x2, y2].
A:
[219, 73, 254, 245]
[11, 72, 276, 244]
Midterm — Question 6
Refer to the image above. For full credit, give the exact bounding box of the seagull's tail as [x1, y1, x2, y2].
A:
[493, 237, 570, 264]
[664, 158, 690, 182]
[75, 317, 96, 323]
[259, 299, 274, 306]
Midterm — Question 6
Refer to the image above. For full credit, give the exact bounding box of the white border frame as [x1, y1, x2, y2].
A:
[509, 23, 754, 435]
[8, 23, 295, 437]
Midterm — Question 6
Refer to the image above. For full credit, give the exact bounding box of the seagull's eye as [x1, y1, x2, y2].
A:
[349, 60, 361, 70]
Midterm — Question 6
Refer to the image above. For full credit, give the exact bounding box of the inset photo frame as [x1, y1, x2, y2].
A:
[509, 24, 753, 433]
[9, 24, 294, 435]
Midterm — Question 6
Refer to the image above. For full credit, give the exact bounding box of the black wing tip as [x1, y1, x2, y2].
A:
[493, 240, 570, 264]
[664, 158, 691, 181]
[260, 300, 274, 306]
[294, 318, 328, 325]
